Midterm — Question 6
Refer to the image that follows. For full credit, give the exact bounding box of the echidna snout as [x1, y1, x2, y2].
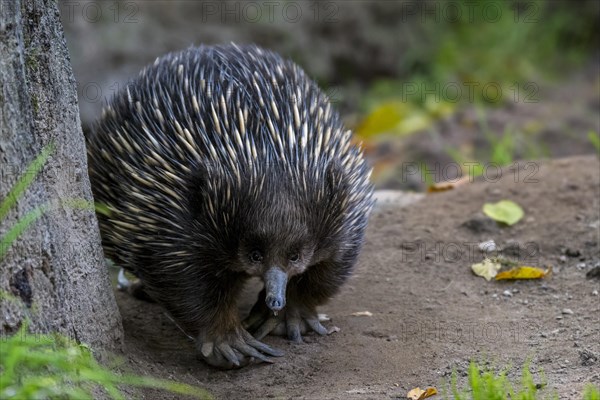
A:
[264, 267, 288, 312]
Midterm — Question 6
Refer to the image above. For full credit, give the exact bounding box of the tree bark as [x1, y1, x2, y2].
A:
[0, 0, 123, 351]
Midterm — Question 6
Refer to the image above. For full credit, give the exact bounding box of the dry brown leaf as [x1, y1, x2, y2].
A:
[427, 176, 471, 193]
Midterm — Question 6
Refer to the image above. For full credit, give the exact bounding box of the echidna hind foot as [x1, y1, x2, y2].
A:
[117, 269, 154, 302]
[243, 288, 331, 343]
[87, 44, 374, 369]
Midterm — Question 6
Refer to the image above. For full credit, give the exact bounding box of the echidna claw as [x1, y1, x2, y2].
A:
[197, 328, 282, 369]
[248, 303, 330, 343]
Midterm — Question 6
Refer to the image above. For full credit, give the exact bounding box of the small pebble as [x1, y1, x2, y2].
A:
[592, 290, 598, 296]
[587, 266, 600, 280]
[556, 315, 563, 320]
[562, 308, 574, 315]
[502, 290, 513, 297]
[565, 248, 581, 257]
[479, 240, 497, 253]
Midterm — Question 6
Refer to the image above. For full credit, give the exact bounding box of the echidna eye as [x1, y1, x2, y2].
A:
[249, 250, 263, 263]
[289, 253, 300, 263]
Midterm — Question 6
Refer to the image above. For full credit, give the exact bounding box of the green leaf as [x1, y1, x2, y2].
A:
[483, 200, 524, 226]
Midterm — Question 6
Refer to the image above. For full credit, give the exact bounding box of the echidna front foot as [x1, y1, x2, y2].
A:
[244, 291, 329, 343]
[197, 327, 283, 369]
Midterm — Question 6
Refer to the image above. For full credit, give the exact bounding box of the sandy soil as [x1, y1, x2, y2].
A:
[116, 155, 599, 399]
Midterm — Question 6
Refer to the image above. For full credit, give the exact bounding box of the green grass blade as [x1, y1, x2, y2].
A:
[0, 141, 55, 221]
[1, 322, 212, 400]
[0, 204, 49, 261]
[583, 384, 600, 400]
[59, 198, 112, 217]
[0, 197, 105, 261]
[588, 131, 600, 156]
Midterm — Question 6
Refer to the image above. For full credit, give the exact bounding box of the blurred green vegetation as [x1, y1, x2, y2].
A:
[0, 321, 211, 399]
[357, 0, 598, 138]
[589, 131, 600, 156]
[445, 361, 552, 400]
[0, 142, 54, 261]
[0, 143, 111, 261]
[584, 384, 600, 400]
[0, 145, 208, 399]
[445, 107, 548, 178]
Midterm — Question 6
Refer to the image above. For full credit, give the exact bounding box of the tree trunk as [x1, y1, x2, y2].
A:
[0, 0, 123, 351]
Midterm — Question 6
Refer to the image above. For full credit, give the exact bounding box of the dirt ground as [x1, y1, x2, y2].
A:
[116, 155, 599, 399]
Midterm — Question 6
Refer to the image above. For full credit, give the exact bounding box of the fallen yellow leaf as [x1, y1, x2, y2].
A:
[407, 386, 438, 399]
[495, 265, 551, 280]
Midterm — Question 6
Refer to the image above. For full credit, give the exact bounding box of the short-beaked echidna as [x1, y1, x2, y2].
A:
[87, 44, 374, 368]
